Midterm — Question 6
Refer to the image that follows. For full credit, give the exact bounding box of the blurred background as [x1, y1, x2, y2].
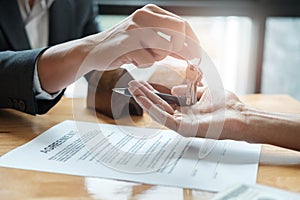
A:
[68, 0, 300, 100]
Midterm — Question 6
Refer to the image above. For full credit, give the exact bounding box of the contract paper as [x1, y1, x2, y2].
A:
[0, 120, 261, 192]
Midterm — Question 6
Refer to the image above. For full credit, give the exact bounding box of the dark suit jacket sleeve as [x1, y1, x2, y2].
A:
[0, 49, 64, 115]
[0, 0, 100, 115]
[82, 1, 101, 37]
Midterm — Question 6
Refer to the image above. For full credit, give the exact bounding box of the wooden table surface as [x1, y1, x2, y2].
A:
[0, 94, 300, 200]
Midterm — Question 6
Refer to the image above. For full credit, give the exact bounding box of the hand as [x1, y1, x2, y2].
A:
[128, 80, 300, 151]
[84, 4, 201, 70]
[38, 4, 201, 93]
[128, 80, 247, 141]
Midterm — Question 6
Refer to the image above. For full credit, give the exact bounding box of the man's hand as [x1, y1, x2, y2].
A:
[37, 4, 201, 93]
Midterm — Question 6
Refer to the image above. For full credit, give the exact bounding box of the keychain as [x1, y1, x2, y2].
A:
[185, 61, 202, 105]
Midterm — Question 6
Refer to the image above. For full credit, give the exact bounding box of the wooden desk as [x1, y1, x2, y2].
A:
[1, 95, 300, 199]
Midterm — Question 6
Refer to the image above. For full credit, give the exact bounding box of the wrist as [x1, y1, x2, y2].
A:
[222, 102, 250, 142]
[240, 106, 263, 143]
[37, 38, 96, 93]
[241, 106, 300, 150]
[241, 106, 279, 144]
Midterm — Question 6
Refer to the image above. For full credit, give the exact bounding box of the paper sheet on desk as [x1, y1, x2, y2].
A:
[0, 120, 261, 192]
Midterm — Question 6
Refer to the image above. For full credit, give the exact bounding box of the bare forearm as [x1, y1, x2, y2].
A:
[243, 107, 300, 151]
[35, 4, 201, 94]
[37, 38, 95, 94]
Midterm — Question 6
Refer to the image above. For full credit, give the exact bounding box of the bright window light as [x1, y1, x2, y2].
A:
[96, 15, 253, 94]
[184, 16, 252, 94]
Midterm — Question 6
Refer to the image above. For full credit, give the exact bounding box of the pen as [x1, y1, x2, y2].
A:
[112, 88, 188, 106]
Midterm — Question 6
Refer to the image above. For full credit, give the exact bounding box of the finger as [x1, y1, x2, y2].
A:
[143, 4, 181, 19]
[132, 9, 185, 37]
[132, 94, 179, 132]
[125, 49, 156, 68]
[132, 9, 185, 53]
[167, 28, 201, 62]
[176, 38, 202, 62]
[129, 81, 174, 114]
[171, 85, 187, 96]
[110, 50, 154, 68]
[143, 4, 199, 43]
[149, 49, 171, 61]
[171, 85, 207, 99]
[132, 5, 202, 62]
[148, 83, 171, 94]
[108, 26, 174, 68]
[137, 28, 173, 61]
[128, 81, 174, 114]
[141, 5, 201, 60]
[129, 80, 156, 92]
[137, 80, 156, 91]
[134, 90, 200, 138]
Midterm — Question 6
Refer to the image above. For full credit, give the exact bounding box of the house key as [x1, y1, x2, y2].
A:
[185, 61, 202, 105]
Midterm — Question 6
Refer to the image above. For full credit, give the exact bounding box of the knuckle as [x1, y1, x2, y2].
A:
[143, 4, 158, 10]
[178, 19, 186, 29]
[182, 18, 189, 25]
[132, 9, 148, 22]
[127, 22, 137, 30]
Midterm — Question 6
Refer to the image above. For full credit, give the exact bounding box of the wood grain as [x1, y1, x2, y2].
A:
[0, 95, 300, 199]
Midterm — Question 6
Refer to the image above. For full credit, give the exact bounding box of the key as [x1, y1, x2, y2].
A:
[185, 61, 202, 105]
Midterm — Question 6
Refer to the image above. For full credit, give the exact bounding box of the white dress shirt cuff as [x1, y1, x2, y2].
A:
[33, 62, 62, 100]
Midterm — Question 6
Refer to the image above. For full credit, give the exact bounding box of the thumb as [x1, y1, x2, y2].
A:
[171, 85, 207, 100]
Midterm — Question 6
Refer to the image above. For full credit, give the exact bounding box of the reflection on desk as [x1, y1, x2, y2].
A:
[0, 94, 300, 199]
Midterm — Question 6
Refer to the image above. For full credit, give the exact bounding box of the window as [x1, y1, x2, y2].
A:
[184, 16, 252, 94]
[261, 17, 300, 100]
[97, 15, 252, 94]
[93, 0, 300, 97]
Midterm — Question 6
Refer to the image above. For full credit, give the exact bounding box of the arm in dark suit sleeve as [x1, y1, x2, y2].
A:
[0, 49, 64, 115]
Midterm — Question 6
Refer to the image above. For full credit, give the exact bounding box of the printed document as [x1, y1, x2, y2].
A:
[0, 120, 261, 192]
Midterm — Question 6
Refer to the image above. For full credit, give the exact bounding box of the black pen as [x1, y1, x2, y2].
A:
[112, 88, 188, 106]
